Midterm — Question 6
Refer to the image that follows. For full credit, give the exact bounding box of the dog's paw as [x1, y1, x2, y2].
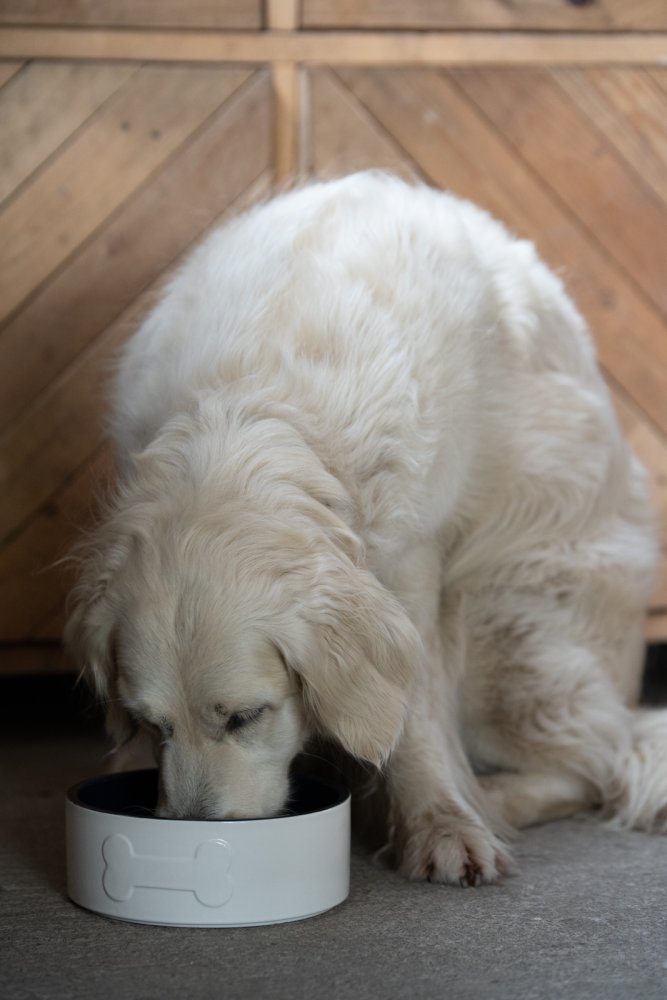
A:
[397, 817, 514, 887]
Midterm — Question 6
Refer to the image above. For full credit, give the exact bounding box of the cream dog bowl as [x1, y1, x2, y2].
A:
[66, 768, 350, 927]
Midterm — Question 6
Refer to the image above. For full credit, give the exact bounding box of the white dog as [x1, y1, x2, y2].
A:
[67, 172, 664, 885]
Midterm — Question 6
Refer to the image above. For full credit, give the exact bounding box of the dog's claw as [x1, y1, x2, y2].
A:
[399, 819, 511, 887]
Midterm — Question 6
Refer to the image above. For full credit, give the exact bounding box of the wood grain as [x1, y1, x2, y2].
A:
[0, 175, 273, 641]
[612, 391, 667, 608]
[327, 67, 667, 619]
[0, 61, 137, 204]
[309, 67, 418, 179]
[0, 164, 273, 557]
[0, 64, 252, 324]
[0, 446, 115, 642]
[335, 69, 667, 438]
[2, 48, 667, 656]
[273, 61, 301, 181]
[303, 0, 667, 30]
[452, 67, 667, 322]
[0, 1, 260, 29]
[0, 60, 23, 87]
[0, 175, 275, 643]
[554, 68, 667, 213]
[0, 70, 270, 431]
[266, 0, 301, 31]
[3, 28, 667, 66]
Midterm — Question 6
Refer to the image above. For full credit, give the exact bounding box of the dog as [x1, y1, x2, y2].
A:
[67, 172, 664, 885]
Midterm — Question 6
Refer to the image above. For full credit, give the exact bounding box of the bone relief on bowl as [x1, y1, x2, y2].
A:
[66, 769, 350, 927]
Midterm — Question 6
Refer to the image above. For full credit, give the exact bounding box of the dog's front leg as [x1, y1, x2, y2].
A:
[383, 583, 512, 885]
[386, 703, 512, 885]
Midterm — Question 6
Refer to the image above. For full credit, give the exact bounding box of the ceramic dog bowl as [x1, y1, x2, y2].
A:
[66, 768, 350, 927]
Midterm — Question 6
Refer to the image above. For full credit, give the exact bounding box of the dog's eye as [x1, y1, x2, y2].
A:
[227, 707, 265, 733]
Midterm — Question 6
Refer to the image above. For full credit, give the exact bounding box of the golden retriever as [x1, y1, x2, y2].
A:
[67, 172, 663, 885]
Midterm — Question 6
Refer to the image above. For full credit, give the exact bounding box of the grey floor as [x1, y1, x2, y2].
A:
[2, 696, 667, 1000]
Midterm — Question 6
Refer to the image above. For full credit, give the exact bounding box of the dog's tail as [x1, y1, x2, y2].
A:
[606, 708, 667, 832]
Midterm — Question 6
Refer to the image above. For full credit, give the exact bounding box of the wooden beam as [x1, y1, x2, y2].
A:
[1, 28, 667, 66]
[646, 611, 667, 643]
[266, 0, 300, 32]
[273, 61, 301, 181]
[0, 642, 70, 677]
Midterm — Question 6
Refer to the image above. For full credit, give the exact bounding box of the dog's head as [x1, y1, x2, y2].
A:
[67, 457, 419, 819]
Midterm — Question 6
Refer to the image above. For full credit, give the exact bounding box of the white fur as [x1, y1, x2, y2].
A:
[67, 172, 663, 884]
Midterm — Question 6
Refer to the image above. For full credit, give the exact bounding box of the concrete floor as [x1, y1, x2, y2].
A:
[2, 691, 667, 1000]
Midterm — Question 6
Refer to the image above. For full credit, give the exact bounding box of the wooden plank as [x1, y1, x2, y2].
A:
[309, 67, 418, 179]
[0, 64, 252, 325]
[0, 60, 23, 87]
[452, 68, 667, 321]
[650, 68, 667, 97]
[303, 0, 667, 31]
[611, 390, 667, 609]
[266, 0, 301, 178]
[266, 0, 300, 31]
[335, 68, 667, 439]
[2, 28, 667, 66]
[0, 172, 272, 641]
[273, 61, 301, 182]
[0, 1, 260, 29]
[0, 446, 116, 642]
[0, 70, 270, 432]
[0, 61, 137, 204]
[0, 643, 69, 677]
[32, 607, 69, 641]
[333, 66, 667, 616]
[554, 68, 667, 214]
[0, 170, 272, 562]
[646, 612, 667, 641]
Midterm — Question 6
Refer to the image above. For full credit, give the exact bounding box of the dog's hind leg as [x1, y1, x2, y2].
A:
[607, 708, 667, 833]
[477, 769, 594, 830]
[461, 587, 653, 837]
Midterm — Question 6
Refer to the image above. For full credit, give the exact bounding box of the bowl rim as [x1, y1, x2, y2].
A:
[66, 767, 350, 825]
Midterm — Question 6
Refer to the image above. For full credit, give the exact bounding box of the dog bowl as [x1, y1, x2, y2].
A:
[66, 769, 350, 927]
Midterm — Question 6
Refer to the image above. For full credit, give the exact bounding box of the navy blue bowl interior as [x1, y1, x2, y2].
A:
[68, 768, 348, 821]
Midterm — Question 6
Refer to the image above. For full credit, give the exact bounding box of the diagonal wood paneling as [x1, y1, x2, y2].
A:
[0, 79, 270, 541]
[0, 62, 137, 204]
[0, 69, 270, 432]
[0, 60, 23, 87]
[332, 69, 667, 438]
[0, 171, 269, 642]
[1, 55, 666, 669]
[554, 68, 667, 212]
[0, 1, 261, 29]
[0, 64, 257, 324]
[0, 173, 272, 645]
[451, 67, 667, 322]
[303, 0, 667, 30]
[308, 67, 416, 180]
[309, 67, 667, 617]
[0, 63, 272, 649]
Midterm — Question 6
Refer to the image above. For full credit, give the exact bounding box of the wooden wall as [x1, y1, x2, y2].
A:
[1, 1, 666, 675]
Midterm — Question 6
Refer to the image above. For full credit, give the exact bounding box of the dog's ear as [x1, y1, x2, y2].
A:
[278, 553, 420, 767]
[64, 532, 135, 748]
